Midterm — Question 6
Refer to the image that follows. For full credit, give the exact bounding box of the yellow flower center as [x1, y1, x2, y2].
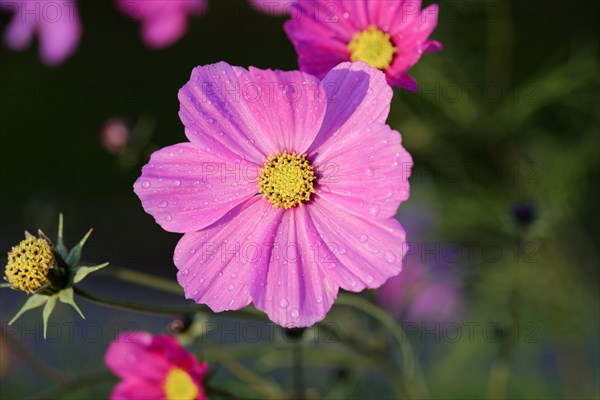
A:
[258, 151, 316, 209]
[348, 25, 397, 70]
[5, 237, 55, 293]
[163, 368, 199, 400]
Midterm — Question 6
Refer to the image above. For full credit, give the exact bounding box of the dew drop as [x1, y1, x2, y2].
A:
[158, 201, 168, 208]
[359, 234, 369, 243]
[369, 207, 380, 217]
[279, 298, 289, 308]
[173, 180, 181, 187]
[141, 181, 150, 188]
[290, 308, 299, 318]
[384, 252, 396, 263]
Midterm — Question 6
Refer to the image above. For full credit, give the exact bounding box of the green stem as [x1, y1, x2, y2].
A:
[292, 342, 305, 400]
[72, 286, 263, 320]
[336, 294, 430, 399]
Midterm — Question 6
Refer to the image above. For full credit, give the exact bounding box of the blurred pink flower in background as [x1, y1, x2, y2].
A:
[378, 261, 463, 323]
[101, 118, 132, 155]
[105, 331, 209, 400]
[284, 0, 442, 91]
[250, 0, 295, 15]
[116, 0, 207, 48]
[0, 0, 81, 65]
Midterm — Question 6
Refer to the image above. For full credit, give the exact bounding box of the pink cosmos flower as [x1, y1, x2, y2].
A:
[116, 0, 207, 48]
[0, 0, 81, 66]
[134, 61, 413, 328]
[250, 0, 295, 15]
[105, 331, 209, 400]
[284, 0, 442, 91]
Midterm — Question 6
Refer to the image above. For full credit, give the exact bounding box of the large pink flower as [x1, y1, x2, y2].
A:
[105, 332, 209, 400]
[284, 0, 442, 91]
[116, 0, 206, 48]
[134, 61, 413, 327]
[0, 0, 81, 65]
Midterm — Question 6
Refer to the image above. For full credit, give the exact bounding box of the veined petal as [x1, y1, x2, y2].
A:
[251, 207, 339, 328]
[314, 123, 412, 220]
[308, 62, 392, 155]
[307, 201, 407, 291]
[238, 67, 327, 154]
[134, 143, 259, 233]
[175, 197, 283, 312]
[178, 62, 269, 163]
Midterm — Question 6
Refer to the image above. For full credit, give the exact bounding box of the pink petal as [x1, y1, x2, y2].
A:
[308, 61, 392, 155]
[110, 380, 165, 400]
[133, 143, 259, 233]
[238, 67, 326, 154]
[2, 7, 36, 50]
[178, 62, 269, 164]
[314, 123, 412, 220]
[36, 0, 81, 65]
[105, 332, 171, 381]
[175, 197, 284, 312]
[141, 11, 188, 49]
[307, 201, 407, 291]
[251, 206, 339, 328]
[387, 73, 418, 92]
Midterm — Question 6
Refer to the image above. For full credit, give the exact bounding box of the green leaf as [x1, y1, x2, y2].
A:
[73, 263, 108, 283]
[9, 295, 48, 325]
[73, 263, 109, 284]
[66, 228, 93, 267]
[55, 214, 68, 260]
[58, 288, 85, 319]
[42, 296, 57, 339]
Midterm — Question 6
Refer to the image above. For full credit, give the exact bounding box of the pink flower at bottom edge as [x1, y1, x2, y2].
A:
[134, 61, 413, 328]
[284, 0, 442, 91]
[0, 0, 81, 66]
[116, 0, 207, 48]
[105, 332, 209, 400]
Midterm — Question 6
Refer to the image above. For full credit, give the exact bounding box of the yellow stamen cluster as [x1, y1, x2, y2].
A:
[348, 25, 397, 70]
[163, 368, 199, 400]
[258, 151, 316, 209]
[5, 237, 55, 293]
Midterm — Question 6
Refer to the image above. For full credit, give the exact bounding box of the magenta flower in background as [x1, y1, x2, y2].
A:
[105, 332, 209, 400]
[284, 0, 442, 91]
[0, 0, 81, 66]
[116, 0, 207, 48]
[134, 61, 413, 327]
[250, 0, 295, 15]
[378, 260, 462, 323]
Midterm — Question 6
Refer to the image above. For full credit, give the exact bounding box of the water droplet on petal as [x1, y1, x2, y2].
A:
[158, 201, 168, 208]
[141, 181, 150, 188]
[290, 308, 299, 318]
[279, 298, 289, 308]
[173, 180, 181, 187]
[359, 234, 368, 243]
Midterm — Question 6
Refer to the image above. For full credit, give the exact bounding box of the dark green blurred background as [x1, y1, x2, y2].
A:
[1, 0, 599, 399]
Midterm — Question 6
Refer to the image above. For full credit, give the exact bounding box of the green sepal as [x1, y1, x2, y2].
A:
[58, 287, 85, 319]
[66, 228, 93, 267]
[9, 294, 48, 325]
[42, 296, 58, 339]
[55, 214, 68, 261]
[73, 263, 109, 284]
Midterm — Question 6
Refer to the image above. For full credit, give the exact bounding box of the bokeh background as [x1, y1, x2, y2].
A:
[1, 0, 599, 399]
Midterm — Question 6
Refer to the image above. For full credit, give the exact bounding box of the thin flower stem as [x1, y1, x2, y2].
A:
[336, 293, 430, 399]
[292, 342, 305, 400]
[72, 286, 263, 320]
[203, 341, 288, 400]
